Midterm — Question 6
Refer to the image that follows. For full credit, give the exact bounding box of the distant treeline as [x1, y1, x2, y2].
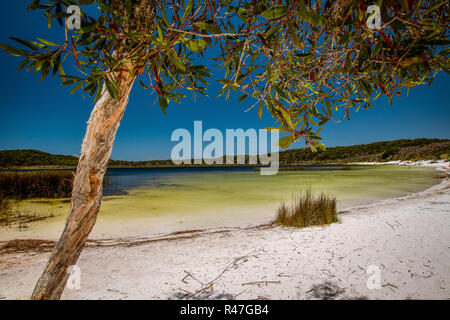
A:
[0, 150, 79, 168]
[278, 138, 450, 164]
[0, 138, 448, 169]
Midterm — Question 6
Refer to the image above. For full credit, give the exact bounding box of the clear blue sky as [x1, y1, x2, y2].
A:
[0, 1, 449, 161]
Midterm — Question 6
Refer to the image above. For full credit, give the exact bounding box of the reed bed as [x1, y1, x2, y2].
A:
[0, 193, 10, 216]
[274, 188, 339, 228]
[0, 171, 73, 228]
[0, 171, 74, 199]
[0, 170, 114, 228]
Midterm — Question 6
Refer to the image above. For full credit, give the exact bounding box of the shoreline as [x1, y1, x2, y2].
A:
[2, 169, 447, 250]
[2, 159, 448, 171]
[0, 163, 447, 243]
[0, 163, 448, 299]
[0, 164, 444, 242]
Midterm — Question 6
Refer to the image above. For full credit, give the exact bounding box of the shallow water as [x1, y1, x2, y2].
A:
[0, 165, 441, 239]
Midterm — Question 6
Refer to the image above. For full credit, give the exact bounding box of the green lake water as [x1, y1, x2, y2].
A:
[0, 165, 441, 239]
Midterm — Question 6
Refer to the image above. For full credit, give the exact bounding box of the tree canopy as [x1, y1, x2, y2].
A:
[2, 0, 449, 150]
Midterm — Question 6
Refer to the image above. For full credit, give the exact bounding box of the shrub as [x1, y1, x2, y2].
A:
[274, 188, 339, 228]
[380, 147, 400, 160]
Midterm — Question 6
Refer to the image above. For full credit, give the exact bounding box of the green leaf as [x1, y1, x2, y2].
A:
[16, 58, 29, 70]
[264, 127, 286, 133]
[185, 38, 208, 53]
[139, 79, 150, 90]
[37, 38, 59, 47]
[274, 85, 288, 100]
[79, 21, 99, 34]
[168, 51, 186, 71]
[399, 81, 417, 88]
[105, 77, 119, 100]
[160, 5, 170, 26]
[193, 22, 221, 34]
[9, 37, 38, 51]
[261, 5, 288, 20]
[70, 81, 84, 95]
[258, 101, 263, 119]
[0, 43, 27, 56]
[61, 79, 78, 86]
[288, 24, 303, 49]
[181, 0, 194, 25]
[297, 0, 326, 26]
[238, 94, 249, 102]
[276, 136, 295, 149]
[398, 56, 424, 67]
[158, 96, 169, 114]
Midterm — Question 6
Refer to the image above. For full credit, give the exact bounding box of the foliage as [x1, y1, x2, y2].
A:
[278, 138, 450, 163]
[1, 0, 448, 150]
[274, 188, 338, 228]
[0, 150, 79, 168]
[381, 146, 400, 159]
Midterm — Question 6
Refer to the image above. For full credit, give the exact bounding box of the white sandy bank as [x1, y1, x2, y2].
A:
[352, 159, 449, 167]
[0, 164, 448, 300]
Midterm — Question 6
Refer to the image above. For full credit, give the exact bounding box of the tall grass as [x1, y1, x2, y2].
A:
[0, 193, 10, 216]
[0, 171, 73, 228]
[0, 171, 74, 199]
[274, 188, 338, 228]
[0, 170, 113, 229]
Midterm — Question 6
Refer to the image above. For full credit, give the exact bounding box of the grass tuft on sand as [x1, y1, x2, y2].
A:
[274, 188, 339, 228]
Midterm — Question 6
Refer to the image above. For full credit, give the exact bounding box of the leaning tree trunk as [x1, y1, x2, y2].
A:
[31, 70, 136, 300]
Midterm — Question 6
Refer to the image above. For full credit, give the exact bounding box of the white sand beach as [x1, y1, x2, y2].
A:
[0, 162, 448, 300]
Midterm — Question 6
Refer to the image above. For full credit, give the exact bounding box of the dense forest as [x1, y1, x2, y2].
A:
[278, 138, 450, 164]
[0, 150, 79, 168]
[0, 138, 448, 169]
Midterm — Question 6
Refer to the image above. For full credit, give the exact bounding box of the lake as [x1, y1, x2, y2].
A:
[0, 165, 441, 240]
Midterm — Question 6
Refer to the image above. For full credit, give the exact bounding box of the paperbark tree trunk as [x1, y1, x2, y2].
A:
[31, 70, 136, 300]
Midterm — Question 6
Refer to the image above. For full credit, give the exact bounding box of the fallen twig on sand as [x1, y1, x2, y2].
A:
[277, 273, 293, 278]
[182, 270, 204, 285]
[386, 222, 396, 231]
[241, 280, 281, 287]
[382, 281, 398, 292]
[183, 255, 251, 299]
[383, 281, 398, 288]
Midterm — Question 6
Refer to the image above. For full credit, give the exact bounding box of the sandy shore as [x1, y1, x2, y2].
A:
[0, 164, 448, 300]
